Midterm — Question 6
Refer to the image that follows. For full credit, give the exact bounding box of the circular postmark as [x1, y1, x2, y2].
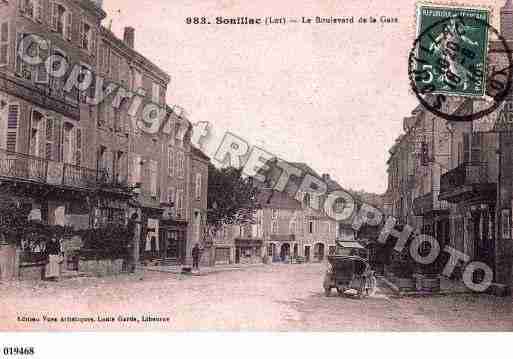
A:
[408, 14, 513, 122]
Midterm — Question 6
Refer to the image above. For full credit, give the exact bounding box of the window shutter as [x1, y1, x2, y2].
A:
[66, 11, 73, 41]
[45, 118, 53, 160]
[51, 3, 58, 31]
[37, 116, 45, 158]
[471, 133, 481, 163]
[35, 38, 49, 83]
[35, 0, 43, 22]
[134, 154, 141, 184]
[75, 128, 82, 166]
[463, 133, 470, 163]
[53, 118, 61, 162]
[90, 30, 96, 56]
[0, 21, 8, 66]
[150, 160, 158, 197]
[6, 104, 19, 152]
[168, 148, 174, 176]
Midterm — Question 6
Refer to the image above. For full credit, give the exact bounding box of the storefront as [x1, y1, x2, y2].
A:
[160, 219, 188, 264]
[235, 239, 262, 264]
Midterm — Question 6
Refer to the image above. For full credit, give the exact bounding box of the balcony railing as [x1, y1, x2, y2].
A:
[0, 149, 120, 191]
[412, 191, 450, 216]
[0, 150, 47, 183]
[440, 162, 490, 194]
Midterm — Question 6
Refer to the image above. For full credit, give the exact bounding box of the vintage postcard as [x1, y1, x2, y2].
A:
[0, 0, 512, 345]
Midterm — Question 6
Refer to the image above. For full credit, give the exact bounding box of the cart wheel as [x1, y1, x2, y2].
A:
[336, 288, 344, 295]
[324, 287, 331, 297]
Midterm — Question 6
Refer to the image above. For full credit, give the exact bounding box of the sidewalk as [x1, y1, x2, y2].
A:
[143, 262, 266, 276]
[379, 275, 473, 297]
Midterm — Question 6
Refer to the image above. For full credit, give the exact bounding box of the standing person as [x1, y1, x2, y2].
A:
[192, 243, 201, 270]
[45, 235, 62, 281]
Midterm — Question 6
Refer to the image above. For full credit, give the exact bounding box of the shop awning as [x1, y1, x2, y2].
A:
[336, 240, 365, 250]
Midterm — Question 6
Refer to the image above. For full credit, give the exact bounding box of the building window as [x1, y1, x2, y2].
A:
[272, 209, 278, 219]
[133, 69, 142, 91]
[29, 110, 44, 157]
[152, 82, 160, 104]
[176, 189, 184, 219]
[0, 21, 9, 66]
[176, 151, 185, 178]
[149, 160, 158, 198]
[167, 147, 174, 176]
[501, 209, 511, 240]
[303, 193, 311, 208]
[20, 0, 42, 22]
[309, 221, 313, 234]
[167, 187, 176, 209]
[51, 3, 70, 39]
[80, 22, 93, 52]
[110, 52, 120, 82]
[99, 44, 109, 73]
[271, 221, 277, 234]
[290, 221, 295, 234]
[195, 173, 202, 200]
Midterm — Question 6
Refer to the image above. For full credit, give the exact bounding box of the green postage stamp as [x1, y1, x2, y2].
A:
[413, 4, 491, 98]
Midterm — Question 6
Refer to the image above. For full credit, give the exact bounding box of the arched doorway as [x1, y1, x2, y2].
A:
[268, 243, 277, 262]
[280, 243, 291, 261]
[293, 244, 298, 258]
[314, 243, 325, 261]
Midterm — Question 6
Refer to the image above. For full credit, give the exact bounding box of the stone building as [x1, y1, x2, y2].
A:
[384, 1, 513, 294]
[0, 0, 209, 277]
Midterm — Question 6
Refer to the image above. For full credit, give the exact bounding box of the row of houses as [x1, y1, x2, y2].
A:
[383, 0, 513, 294]
[0, 0, 209, 279]
[209, 160, 381, 267]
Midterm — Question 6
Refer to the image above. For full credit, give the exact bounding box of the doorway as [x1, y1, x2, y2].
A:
[304, 246, 310, 262]
[280, 243, 290, 261]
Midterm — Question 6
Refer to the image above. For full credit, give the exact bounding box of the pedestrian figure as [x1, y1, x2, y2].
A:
[192, 243, 201, 270]
[45, 235, 62, 281]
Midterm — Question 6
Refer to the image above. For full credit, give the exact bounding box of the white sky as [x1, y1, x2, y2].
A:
[103, 0, 504, 194]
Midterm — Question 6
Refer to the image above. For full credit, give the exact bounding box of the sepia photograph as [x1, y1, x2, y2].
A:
[0, 0, 512, 354]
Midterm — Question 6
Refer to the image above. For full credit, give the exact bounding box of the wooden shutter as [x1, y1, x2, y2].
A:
[75, 128, 82, 166]
[51, 2, 58, 31]
[37, 115, 45, 157]
[45, 117, 53, 160]
[90, 29, 96, 56]
[66, 11, 72, 41]
[53, 118, 61, 162]
[134, 154, 141, 184]
[0, 21, 8, 66]
[150, 160, 157, 197]
[168, 147, 174, 176]
[35, 38, 49, 83]
[35, 0, 43, 22]
[195, 173, 201, 200]
[471, 133, 481, 163]
[463, 133, 470, 163]
[6, 104, 19, 152]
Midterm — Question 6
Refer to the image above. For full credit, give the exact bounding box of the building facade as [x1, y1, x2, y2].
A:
[0, 0, 209, 277]
[385, 1, 513, 294]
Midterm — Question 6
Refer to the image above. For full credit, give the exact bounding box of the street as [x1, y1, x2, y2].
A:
[1, 263, 512, 331]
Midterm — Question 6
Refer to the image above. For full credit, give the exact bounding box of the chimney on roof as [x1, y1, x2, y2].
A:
[501, 0, 513, 40]
[123, 26, 135, 49]
[322, 174, 330, 182]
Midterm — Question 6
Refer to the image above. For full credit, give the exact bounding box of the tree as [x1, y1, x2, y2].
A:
[204, 164, 260, 242]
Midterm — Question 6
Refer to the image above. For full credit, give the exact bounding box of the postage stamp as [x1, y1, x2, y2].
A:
[409, 3, 513, 122]
[413, 4, 491, 98]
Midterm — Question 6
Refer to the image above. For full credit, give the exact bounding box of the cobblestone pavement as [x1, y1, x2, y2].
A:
[0, 263, 511, 331]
